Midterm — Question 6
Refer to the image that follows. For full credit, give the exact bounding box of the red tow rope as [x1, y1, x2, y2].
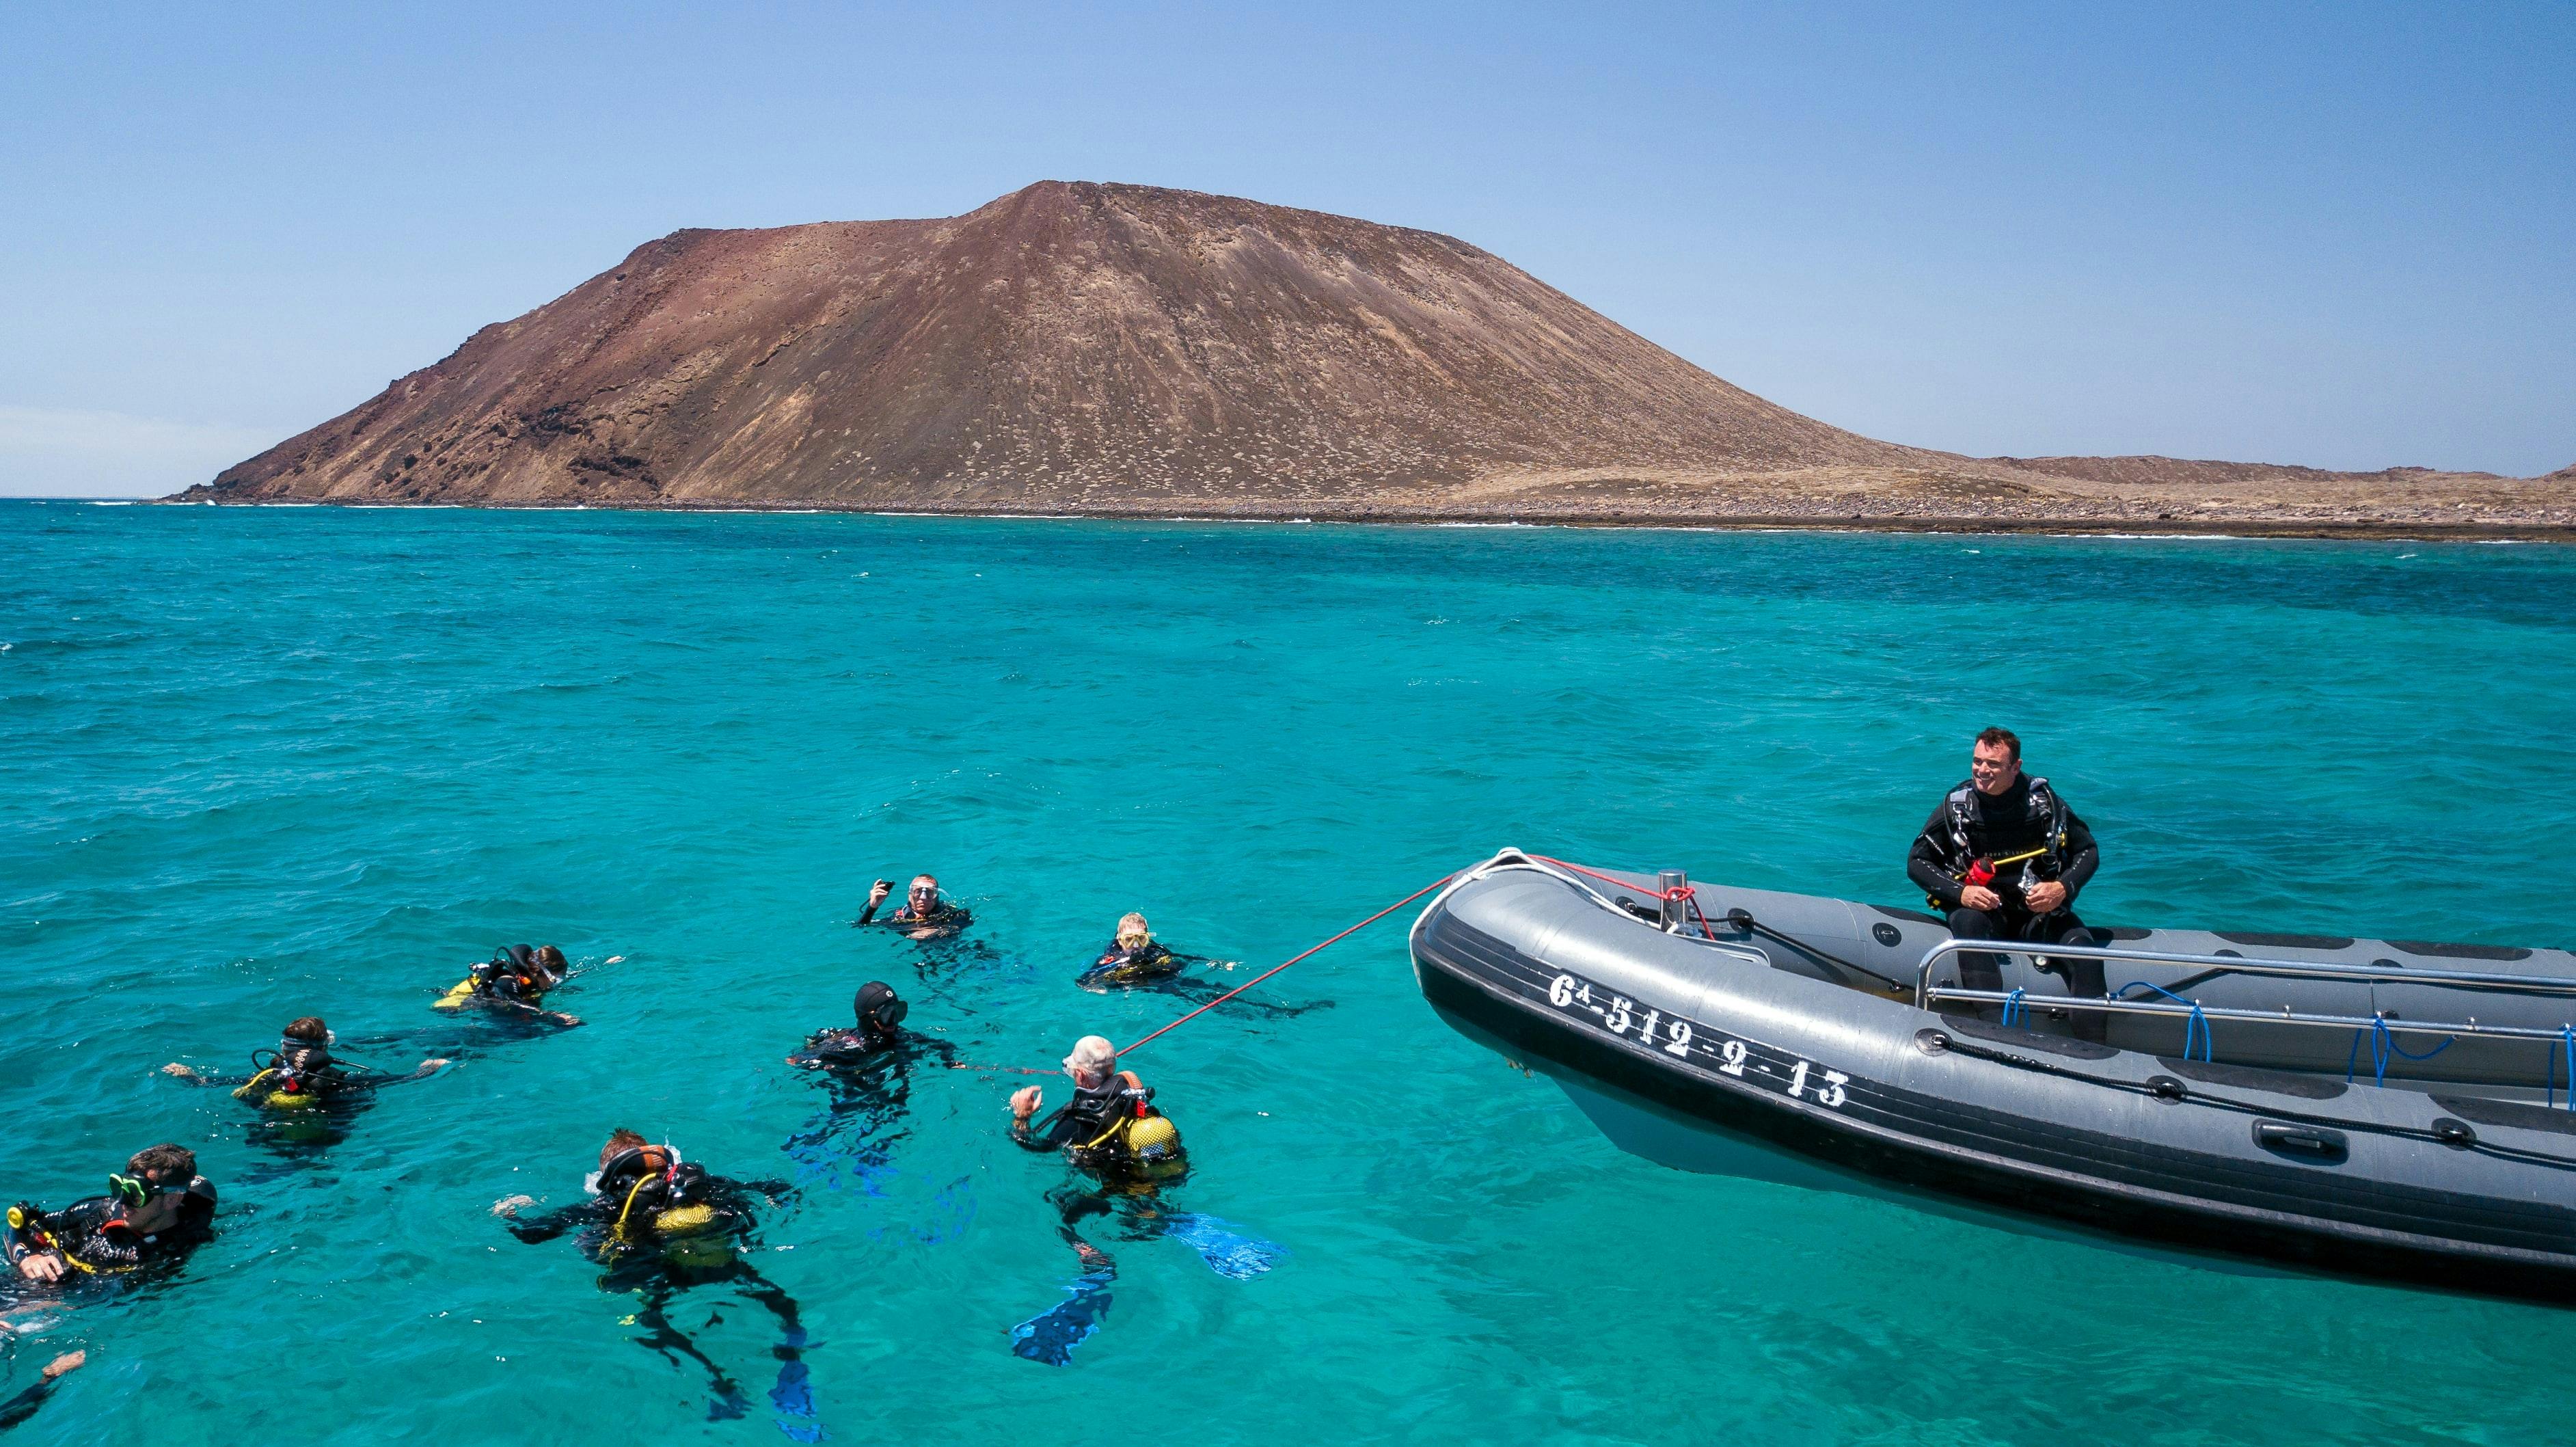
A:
[1526, 854, 1721, 941]
[1117, 876, 1456, 1056]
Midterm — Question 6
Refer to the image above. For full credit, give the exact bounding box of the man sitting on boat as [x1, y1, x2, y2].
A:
[1908, 727, 2109, 1040]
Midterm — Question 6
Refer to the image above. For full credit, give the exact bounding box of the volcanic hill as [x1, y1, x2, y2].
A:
[185, 182, 2571, 535]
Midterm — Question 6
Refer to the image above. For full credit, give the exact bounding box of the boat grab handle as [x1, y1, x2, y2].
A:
[1911, 937, 2576, 1010]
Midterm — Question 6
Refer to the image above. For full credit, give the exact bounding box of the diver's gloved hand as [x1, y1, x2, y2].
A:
[489, 1195, 534, 1217]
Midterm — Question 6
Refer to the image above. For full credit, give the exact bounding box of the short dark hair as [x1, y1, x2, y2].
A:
[128, 1144, 196, 1183]
[601, 1128, 649, 1167]
[283, 1016, 329, 1042]
[1975, 727, 2021, 763]
[531, 945, 567, 974]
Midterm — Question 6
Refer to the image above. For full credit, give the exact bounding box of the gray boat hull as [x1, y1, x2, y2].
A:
[1411, 851, 2576, 1303]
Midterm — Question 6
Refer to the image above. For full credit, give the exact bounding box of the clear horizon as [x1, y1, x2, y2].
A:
[3, 1, 2569, 498]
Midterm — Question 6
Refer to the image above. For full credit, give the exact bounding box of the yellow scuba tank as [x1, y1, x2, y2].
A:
[654, 1205, 731, 1267]
[653, 1204, 718, 1235]
[433, 978, 475, 1011]
[1126, 1113, 1187, 1178]
[232, 1068, 323, 1111]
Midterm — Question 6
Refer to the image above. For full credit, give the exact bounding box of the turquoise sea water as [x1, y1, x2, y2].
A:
[4, 502, 2575, 1444]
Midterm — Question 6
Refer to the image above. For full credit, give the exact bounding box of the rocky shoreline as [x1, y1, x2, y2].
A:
[170, 492, 2576, 542]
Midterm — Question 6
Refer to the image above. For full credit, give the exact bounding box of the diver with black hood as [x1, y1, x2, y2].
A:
[785, 982, 955, 1076]
[783, 982, 956, 1195]
[493, 1131, 815, 1431]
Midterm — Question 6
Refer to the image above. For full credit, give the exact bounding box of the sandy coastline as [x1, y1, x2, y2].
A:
[161, 493, 2576, 542]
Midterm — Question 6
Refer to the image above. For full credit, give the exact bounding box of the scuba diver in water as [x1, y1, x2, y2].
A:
[1081, 913, 1190, 988]
[163, 1016, 448, 1100]
[856, 876, 971, 941]
[785, 981, 955, 1076]
[1077, 912, 1326, 1021]
[0, 1351, 83, 1433]
[6, 1145, 218, 1294]
[781, 982, 958, 1195]
[1003, 1036, 1278, 1365]
[162, 1016, 448, 1163]
[433, 944, 585, 1027]
[493, 1131, 815, 1435]
[1909, 727, 2108, 1041]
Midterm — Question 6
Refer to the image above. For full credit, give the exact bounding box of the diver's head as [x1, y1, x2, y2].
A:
[597, 1129, 674, 1192]
[908, 874, 940, 910]
[1971, 727, 2022, 796]
[1063, 1035, 1117, 1088]
[531, 945, 568, 982]
[853, 980, 908, 1033]
[113, 1144, 198, 1230]
[1115, 912, 1152, 950]
[279, 1016, 332, 1072]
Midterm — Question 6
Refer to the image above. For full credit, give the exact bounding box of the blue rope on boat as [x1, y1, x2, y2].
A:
[2344, 1015, 2456, 1086]
[2117, 979, 2212, 1061]
[2555, 1025, 2575, 1111]
[1999, 987, 2027, 1029]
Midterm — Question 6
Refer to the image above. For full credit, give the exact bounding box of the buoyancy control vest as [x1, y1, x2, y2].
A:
[1053, 1074, 1186, 1178]
[437, 945, 553, 1011]
[1925, 774, 2074, 909]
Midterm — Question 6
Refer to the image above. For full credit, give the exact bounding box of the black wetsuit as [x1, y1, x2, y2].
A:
[783, 1025, 955, 1195]
[4, 1180, 219, 1290]
[0, 1372, 65, 1432]
[180, 1054, 439, 1165]
[856, 899, 972, 936]
[447, 965, 573, 1026]
[1081, 941, 1187, 988]
[1908, 773, 2106, 1033]
[506, 1161, 809, 1423]
[785, 1023, 955, 1075]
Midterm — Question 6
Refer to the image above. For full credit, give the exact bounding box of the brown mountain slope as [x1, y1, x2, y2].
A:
[186, 181, 2570, 532]
[191, 180, 1929, 510]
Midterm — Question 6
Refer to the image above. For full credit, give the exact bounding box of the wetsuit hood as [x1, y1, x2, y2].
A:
[853, 981, 907, 1032]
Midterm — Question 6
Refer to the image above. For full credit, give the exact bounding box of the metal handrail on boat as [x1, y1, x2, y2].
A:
[1910, 938, 2576, 1012]
[1912, 938, 2576, 1051]
[1920, 986, 2576, 1044]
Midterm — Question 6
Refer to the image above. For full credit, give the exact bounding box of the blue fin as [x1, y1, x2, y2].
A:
[770, 1327, 824, 1440]
[1008, 1269, 1115, 1365]
[1163, 1213, 1284, 1281]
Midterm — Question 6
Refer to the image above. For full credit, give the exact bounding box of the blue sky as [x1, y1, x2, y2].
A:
[3, 1, 2569, 496]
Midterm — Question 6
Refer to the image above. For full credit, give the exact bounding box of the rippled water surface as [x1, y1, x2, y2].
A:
[4, 502, 2574, 1444]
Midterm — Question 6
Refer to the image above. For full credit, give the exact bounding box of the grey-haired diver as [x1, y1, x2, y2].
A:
[856, 876, 972, 941]
[434, 944, 585, 1027]
[494, 1131, 814, 1433]
[1003, 1036, 1278, 1365]
[6, 1144, 217, 1292]
[0, 1351, 82, 1432]
[783, 982, 958, 1195]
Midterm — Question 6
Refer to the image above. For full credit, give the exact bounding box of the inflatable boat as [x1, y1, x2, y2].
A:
[1411, 849, 2576, 1303]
